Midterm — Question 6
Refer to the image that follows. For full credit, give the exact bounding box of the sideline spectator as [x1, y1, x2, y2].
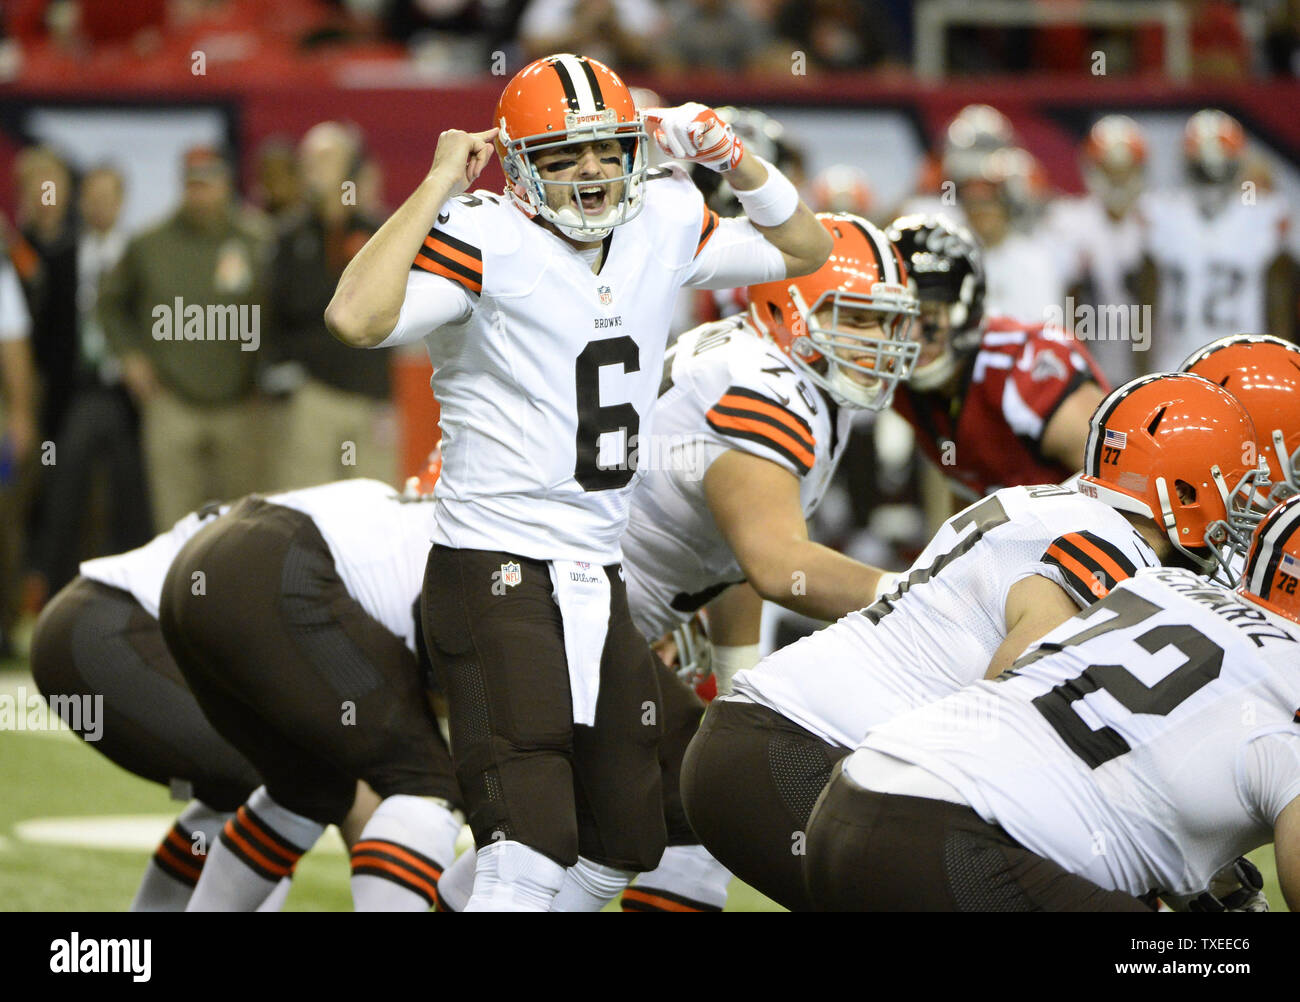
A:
[518, 0, 664, 69]
[26, 165, 153, 599]
[265, 121, 394, 489]
[98, 146, 268, 529]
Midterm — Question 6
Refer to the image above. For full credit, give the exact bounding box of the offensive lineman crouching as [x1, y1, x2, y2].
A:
[805, 496, 1300, 912]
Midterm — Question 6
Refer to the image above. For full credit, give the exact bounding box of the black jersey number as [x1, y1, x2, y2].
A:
[862, 493, 1010, 623]
[574, 335, 641, 491]
[1005, 590, 1225, 769]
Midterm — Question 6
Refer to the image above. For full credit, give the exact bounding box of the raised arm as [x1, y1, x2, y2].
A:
[642, 103, 830, 279]
[325, 128, 497, 348]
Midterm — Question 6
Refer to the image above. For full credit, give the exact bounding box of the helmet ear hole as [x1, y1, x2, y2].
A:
[1175, 479, 1197, 505]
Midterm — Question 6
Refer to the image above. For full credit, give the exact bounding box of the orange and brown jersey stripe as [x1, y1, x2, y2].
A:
[706, 386, 816, 475]
[694, 207, 721, 259]
[152, 821, 205, 887]
[621, 886, 722, 912]
[412, 227, 483, 295]
[217, 805, 306, 883]
[1043, 530, 1138, 605]
[350, 839, 442, 908]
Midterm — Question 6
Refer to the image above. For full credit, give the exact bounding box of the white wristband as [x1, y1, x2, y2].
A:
[712, 644, 762, 696]
[732, 156, 799, 228]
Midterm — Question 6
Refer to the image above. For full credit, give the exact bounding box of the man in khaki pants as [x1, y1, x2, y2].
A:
[265, 122, 395, 490]
[99, 147, 269, 530]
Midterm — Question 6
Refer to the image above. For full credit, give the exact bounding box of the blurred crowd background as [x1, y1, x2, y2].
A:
[6, 0, 1300, 79]
[1, 0, 1298, 654]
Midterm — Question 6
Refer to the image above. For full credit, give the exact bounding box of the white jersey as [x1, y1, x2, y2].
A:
[851, 566, 1300, 899]
[382, 166, 786, 564]
[1142, 189, 1291, 374]
[622, 318, 855, 641]
[981, 229, 1070, 326]
[79, 479, 437, 653]
[732, 484, 1159, 749]
[1044, 195, 1146, 386]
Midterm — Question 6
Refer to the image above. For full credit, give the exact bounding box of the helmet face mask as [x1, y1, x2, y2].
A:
[748, 213, 920, 412]
[495, 55, 650, 242]
[1180, 333, 1300, 508]
[789, 284, 920, 411]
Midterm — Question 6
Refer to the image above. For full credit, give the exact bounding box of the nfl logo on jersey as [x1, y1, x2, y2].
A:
[598, 285, 613, 306]
[500, 562, 522, 588]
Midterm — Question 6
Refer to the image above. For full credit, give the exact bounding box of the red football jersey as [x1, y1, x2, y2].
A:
[892, 316, 1109, 498]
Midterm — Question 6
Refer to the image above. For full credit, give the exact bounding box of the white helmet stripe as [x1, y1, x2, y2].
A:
[553, 55, 599, 115]
[1246, 499, 1300, 599]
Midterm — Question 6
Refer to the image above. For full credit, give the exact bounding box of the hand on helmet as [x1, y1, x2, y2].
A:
[428, 128, 498, 196]
[643, 103, 744, 173]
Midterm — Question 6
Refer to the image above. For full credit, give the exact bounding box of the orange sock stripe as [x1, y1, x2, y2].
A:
[154, 841, 203, 883]
[221, 822, 297, 879]
[235, 806, 301, 867]
[351, 840, 442, 883]
[620, 888, 705, 912]
[165, 825, 202, 859]
[350, 855, 439, 904]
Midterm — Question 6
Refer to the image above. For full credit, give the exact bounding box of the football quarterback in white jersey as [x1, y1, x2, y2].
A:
[808, 493, 1300, 911]
[680, 372, 1264, 910]
[433, 213, 921, 913]
[326, 53, 830, 911]
[1139, 109, 1294, 374]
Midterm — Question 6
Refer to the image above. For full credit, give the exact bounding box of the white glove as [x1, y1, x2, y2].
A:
[642, 103, 744, 173]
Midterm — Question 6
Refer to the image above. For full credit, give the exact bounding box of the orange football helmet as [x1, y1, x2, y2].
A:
[747, 213, 919, 410]
[1238, 494, 1300, 625]
[1081, 114, 1147, 215]
[494, 53, 648, 241]
[1078, 373, 1264, 583]
[808, 165, 874, 216]
[1180, 334, 1300, 501]
[1184, 108, 1246, 184]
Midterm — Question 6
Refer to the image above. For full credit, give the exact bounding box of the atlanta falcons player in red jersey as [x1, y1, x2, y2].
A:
[887, 215, 1108, 502]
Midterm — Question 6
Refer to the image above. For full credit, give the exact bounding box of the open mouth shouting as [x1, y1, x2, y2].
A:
[577, 184, 608, 216]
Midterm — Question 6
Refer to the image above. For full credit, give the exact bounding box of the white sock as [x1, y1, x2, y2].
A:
[436, 844, 478, 912]
[256, 878, 292, 912]
[463, 840, 565, 912]
[350, 795, 463, 911]
[186, 787, 322, 911]
[130, 801, 229, 912]
[550, 856, 636, 912]
[624, 844, 732, 911]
